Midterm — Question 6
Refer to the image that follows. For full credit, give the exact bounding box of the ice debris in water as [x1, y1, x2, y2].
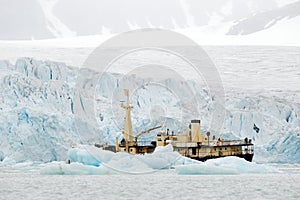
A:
[42, 144, 196, 175]
[40, 145, 277, 175]
[175, 156, 279, 175]
[40, 162, 111, 175]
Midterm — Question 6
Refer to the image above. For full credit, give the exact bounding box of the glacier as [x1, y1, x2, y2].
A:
[0, 57, 299, 164]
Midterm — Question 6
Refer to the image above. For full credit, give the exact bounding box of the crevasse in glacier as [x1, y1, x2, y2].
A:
[0, 58, 299, 163]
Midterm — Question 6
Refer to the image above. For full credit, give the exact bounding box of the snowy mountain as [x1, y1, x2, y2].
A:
[1, 0, 300, 43]
[0, 57, 299, 163]
[227, 1, 300, 35]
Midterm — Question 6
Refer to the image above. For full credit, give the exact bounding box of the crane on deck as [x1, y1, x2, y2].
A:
[134, 125, 162, 145]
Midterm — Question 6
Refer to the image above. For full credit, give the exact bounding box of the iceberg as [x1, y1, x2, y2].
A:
[40, 149, 278, 175]
[65, 144, 186, 174]
[40, 162, 111, 175]
[175, 156, 278, 175]
[68, 145, 115, 167]
[41, 145, 178, 175]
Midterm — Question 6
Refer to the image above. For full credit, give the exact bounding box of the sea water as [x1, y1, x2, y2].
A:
[0, 166, 299, 200]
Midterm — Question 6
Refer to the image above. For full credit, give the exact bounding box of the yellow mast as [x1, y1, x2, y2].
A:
[121, 89, 134, 152]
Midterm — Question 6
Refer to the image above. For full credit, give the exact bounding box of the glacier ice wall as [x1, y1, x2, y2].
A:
[0, 58, 299, 163]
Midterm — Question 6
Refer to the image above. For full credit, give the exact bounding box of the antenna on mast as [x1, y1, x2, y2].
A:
[121, 89, 133, 152]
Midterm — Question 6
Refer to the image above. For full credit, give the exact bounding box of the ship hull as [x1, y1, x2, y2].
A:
[110, 144, 254, 162]
[194, 153, 254, 162]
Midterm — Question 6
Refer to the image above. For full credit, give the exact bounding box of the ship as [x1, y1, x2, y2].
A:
[113, 89, 254, 162]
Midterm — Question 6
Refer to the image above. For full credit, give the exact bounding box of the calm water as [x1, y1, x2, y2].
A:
[0, 169, 299, 200]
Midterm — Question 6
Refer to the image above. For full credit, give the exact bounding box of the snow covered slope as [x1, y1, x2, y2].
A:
[227, 1, 300, 35]
[1, 0, 300, 45]
[0, 57, 299, 163]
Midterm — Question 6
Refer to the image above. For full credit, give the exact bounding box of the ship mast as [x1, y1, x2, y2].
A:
[121, 89, 134, 152]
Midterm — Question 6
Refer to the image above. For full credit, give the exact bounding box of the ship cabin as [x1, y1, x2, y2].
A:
[156, 119, 254, 162]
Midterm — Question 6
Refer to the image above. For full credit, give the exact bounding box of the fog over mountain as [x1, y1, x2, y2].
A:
[1, 0, 299, 40]
[0, 0, 52, 39]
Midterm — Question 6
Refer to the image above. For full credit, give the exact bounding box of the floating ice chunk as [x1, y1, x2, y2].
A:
[68, 148, 100, 166]
[40, 162, 111, 175]
[205, 156, 277, 174]
[176, 163, 239, 175]
[138, 144, 182, 169]
[104, 152, 155, 174]
[43, 148, 280, 175]
[102, 145, 181, 173]
[1, 157, 17, 166]
[68, 145, 115, 166]
[66, 144, 202, 174]
[153, 143, 173, 153]
[175, 156, 278, 175]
